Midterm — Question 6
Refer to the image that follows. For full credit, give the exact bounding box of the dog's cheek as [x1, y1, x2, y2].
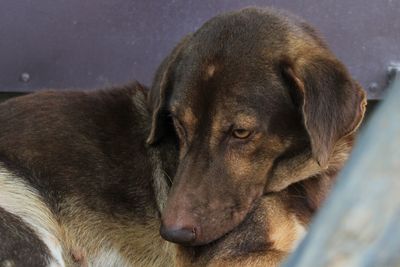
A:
[224, 148, 271, 189]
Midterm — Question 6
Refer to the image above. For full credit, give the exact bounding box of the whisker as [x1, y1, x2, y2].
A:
[163, 170, 173, 184]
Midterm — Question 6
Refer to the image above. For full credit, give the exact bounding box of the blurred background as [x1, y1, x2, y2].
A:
[0, 0, 399, 101]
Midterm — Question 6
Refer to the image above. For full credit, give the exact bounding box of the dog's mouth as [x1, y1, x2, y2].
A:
[160, 206, 254, 246]
[160, 188, 263, 246]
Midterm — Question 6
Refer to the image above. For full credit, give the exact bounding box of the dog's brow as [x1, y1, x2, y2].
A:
[182, 109, 197, 125]
[234, 114, 258, 128]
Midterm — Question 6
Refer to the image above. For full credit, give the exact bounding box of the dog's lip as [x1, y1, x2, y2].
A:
[184, 205, 258, 246]
[160, 224, 197, 245]
[182, 194, 263, 246]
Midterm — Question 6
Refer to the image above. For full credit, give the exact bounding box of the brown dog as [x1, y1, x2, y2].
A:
[0, 84, 304, 267]
[148, 6, 366, 261]
[0, 7, 365, 267]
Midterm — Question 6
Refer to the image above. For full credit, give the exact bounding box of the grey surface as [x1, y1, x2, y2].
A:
[284, 73, 400, 266]
[0, 0, 399, 98]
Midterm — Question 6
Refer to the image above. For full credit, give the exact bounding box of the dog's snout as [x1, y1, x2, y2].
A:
[160, 224, 196, 244]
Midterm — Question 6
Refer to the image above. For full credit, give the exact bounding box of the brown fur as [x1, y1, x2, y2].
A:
[148, 6, 366, 265]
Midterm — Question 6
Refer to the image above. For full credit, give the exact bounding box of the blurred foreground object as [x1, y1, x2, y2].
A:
[284, 67, 400, 267]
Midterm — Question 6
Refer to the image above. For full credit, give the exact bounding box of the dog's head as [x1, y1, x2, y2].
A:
[148, 8, 366, 246]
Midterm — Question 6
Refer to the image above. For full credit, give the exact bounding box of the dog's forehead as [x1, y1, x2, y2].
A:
[169, 14, 296, 122]
[213, 110, 260, 130]
[170, 70, 287, 112]
[170, 91, 266, 127]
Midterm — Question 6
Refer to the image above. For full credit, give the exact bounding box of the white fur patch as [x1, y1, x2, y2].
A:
[292, 217, 307, 251]
[91, 247, 130, 267]
[0, 165, 65, 267]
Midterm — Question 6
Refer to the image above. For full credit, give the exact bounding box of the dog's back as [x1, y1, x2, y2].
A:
[0, 83, 176, 266]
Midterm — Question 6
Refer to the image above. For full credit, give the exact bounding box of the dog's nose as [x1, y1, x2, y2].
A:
[160, 224, 196, 244]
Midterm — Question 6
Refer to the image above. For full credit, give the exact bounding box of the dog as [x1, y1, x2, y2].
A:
[147, 6, 366, 264]
[0, 7, 366, 267]
[0, 84, 308, 267]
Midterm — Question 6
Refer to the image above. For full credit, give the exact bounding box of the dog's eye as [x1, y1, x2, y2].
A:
[232, 129, 252, 139]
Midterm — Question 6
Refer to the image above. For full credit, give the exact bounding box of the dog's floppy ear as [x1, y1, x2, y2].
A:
[147, 35, 192, 145]
[282, 53, 367, 168]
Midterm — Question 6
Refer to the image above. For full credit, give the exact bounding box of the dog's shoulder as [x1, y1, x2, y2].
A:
[0, 81, 156, 211]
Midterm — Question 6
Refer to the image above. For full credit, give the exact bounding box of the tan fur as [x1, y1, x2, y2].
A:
[1, 260, 16, 267]
[234, 114, 258, 128]
[265, 199, 306, 252]
[182, 108, 197, 127]
[226, 152, 255, 177]
[60, 197, 175, 267]
[181, 108, 197, 143]
[205, 64, 216, 79]
[208, 251, 286, 267]
[209, 112, 225, 146]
